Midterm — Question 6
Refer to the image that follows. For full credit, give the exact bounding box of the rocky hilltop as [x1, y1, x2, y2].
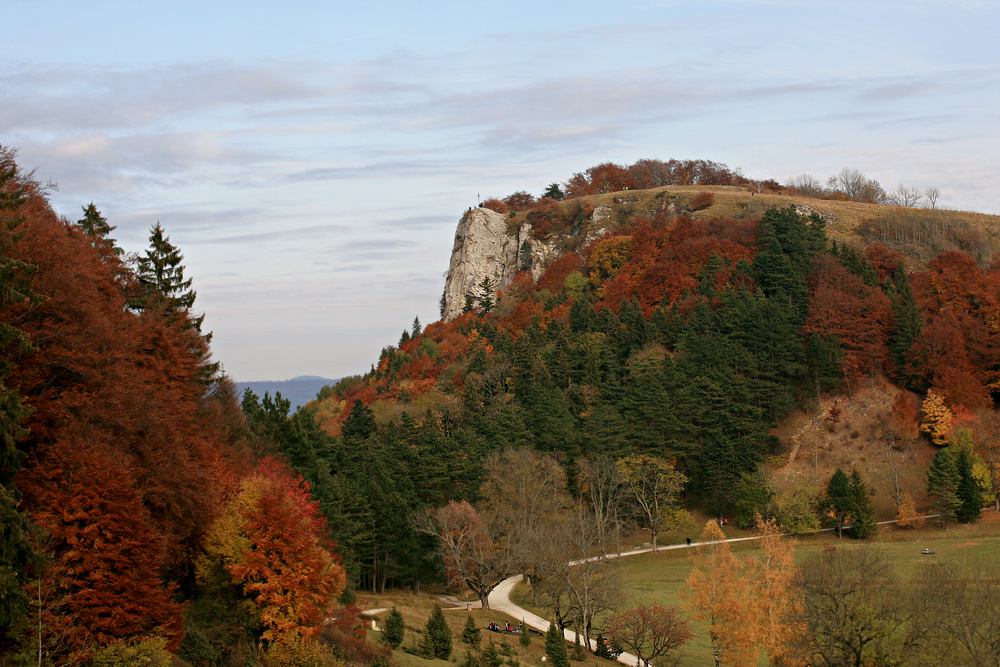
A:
[440, 207, 563, 321]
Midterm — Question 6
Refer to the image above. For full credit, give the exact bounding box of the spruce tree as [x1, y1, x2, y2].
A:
[926, 449, 961, 529]
[888, 262, 923, 380]
[480, 642, 502, 667]
[848, 469, 877, 539]
[825, 468, 852, 538]
[422, 604, 452, 659]
[462, 614, 481, 648]
[955, 447, 982, 523]
[382, 607, 405, 649]
[545, 623, 570, 667]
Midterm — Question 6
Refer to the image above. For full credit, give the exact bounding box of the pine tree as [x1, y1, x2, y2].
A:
[545, 622, 570, 667]
[423, 604, 452, 659]
[955, 447, 982, 523]
[134, 223, 196, 318]
[462, 614, 481, 648]
[887, 262, 922, 378]
[926, 449, 961, 529]
[382, 607, 405, 649]
[825, 468, 852, 538]
[848, 469, 877, 539]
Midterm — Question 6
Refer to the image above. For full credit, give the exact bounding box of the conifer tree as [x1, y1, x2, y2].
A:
[462, 614, 481, 648]
[423, 604, 452, 659]
[0, 147, 39, 641]
[825, 468, 852, 538]
[955, 447, 982, 524]
[382, 607, 405, 649]
[887, 262, 922, 379]
[926, 449, 961, 529]
[848, 469, 877, 539]
[545, 622, 570, 667]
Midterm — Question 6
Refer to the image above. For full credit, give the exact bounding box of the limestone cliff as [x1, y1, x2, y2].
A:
[440, 208, 562, 321]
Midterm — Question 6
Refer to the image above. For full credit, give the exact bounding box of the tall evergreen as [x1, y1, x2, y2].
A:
[887, 262, 923, 380]
[848, 469, 877, 539]
[134, 223, 196, 319]
[825, 468, 852, 538]
[0, 147, 38, 647]
[461, 614, 481, 648]
[926, 449, 961, 529]
[955, 447, 982, 523]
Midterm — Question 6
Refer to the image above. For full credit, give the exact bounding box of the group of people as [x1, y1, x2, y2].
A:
[488, 622, 518, 633]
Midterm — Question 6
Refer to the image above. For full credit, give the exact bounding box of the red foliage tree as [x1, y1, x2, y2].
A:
[805, 255, 892, 382]
[604, 604, 692, 667]
[20, 440, 185, 653]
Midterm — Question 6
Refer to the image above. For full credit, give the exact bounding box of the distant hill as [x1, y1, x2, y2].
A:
[236, 375, 339, 412]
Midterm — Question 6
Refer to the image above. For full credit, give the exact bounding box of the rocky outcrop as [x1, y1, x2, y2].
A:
[441, 208, 570, 321]
[440, 208, 525, 321]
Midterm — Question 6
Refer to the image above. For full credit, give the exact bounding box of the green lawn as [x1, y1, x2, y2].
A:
[512, 514, 1000, 667]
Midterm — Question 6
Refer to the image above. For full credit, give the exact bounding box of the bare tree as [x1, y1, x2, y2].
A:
[925, 186, 941, 209]
[828, 168, 887, 204]
[479, 448, 571, 590]
[786, 174, 825, 198]
[577, 455, 628, 555]
[889, 184, 923, 207]
[914, 557, 1000, 666]
[537, 503, 624, 647]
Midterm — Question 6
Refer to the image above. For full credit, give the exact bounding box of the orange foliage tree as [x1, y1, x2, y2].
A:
[204, 458, 345, 643]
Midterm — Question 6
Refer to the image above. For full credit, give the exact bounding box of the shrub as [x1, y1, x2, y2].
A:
[482, 198, 509, 215]
[687, 191, 714, 211]
[90, 636, 172, 667]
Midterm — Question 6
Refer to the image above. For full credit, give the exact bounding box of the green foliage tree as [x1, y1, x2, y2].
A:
[545, 622, 570, 667]
[825, 468, 852, 538]
[543, 183, 564, 200]
[462, 614, 481, 648]
[0, 146, 39, 647]
[926, 448, 961, 529]
[480, 641, 502, 667]
[519, 627, 531, 648]
[955, 447, 982, 524]
[848, 469, 877, 539]
[422, 604, 452, 659]
[382, 607, 405, 649]
[479, 277, 495, 314]
[617, 453, 688, 551]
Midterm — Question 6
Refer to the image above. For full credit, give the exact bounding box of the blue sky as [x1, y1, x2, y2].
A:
[3, 0, 998, 381]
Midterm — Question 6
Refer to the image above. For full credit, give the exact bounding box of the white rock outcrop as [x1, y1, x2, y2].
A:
[441, 208, 527, 322]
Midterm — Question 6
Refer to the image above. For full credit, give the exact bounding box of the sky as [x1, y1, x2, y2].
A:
[2, 0, 998, 382]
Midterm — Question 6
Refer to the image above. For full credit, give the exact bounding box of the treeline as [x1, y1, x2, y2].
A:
[0, 146, 373, 667]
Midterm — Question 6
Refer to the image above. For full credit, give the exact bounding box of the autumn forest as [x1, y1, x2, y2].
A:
[2, 146, 1000, 666]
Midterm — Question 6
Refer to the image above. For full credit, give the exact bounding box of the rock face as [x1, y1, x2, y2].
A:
[440, 208, 527, 321]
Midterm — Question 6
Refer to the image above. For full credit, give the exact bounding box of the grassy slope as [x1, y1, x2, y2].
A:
[508, 185, 1000, 271]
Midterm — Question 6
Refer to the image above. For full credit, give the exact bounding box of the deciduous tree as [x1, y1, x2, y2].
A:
[603, 604, 692, 667]
[616, 454, 688, 551]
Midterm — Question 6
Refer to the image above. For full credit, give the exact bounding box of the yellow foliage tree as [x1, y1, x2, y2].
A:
[743, 517, 807, 666]
[920, 389, 954, 445]
[895, 492, 922, 528]
[679, 521, 756, 667]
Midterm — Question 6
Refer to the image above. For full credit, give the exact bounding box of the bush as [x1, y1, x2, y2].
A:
[687, 191, 714, 211]
[518, 630, 531, 648]
[90, 636, 172, 667]
[261, 638, 345, 667]
[482, 198, 509, 215]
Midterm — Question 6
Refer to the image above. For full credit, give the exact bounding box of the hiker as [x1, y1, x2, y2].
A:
[686, 537, 691, 546]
